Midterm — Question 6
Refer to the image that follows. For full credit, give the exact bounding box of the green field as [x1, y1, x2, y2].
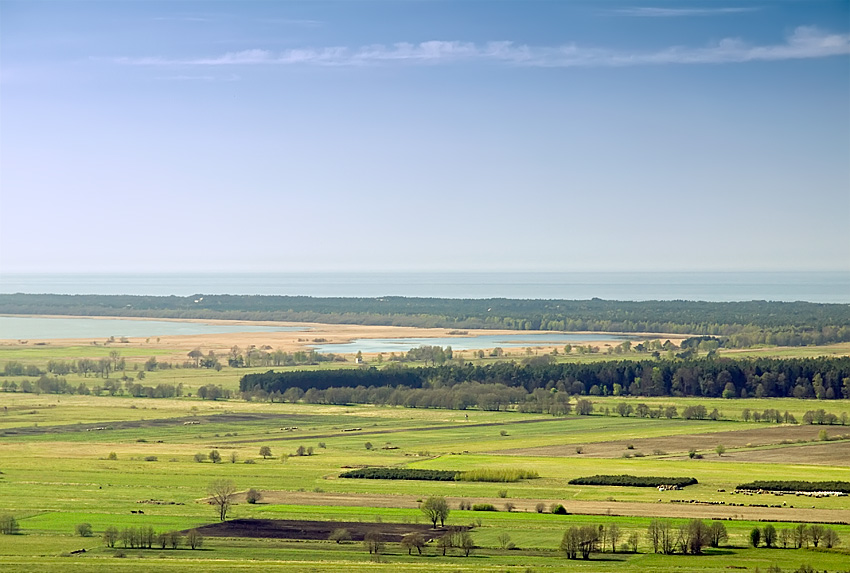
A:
[1, 342, 849, 572]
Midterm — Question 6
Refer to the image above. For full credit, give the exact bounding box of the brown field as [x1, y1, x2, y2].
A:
[696, 440, 850, 466]
[496, 425, 848, 458]
[195, 518, 454, 542]
[255, 491, 850, 524]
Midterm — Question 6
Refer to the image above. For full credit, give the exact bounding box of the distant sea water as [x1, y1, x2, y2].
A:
[1, 272, 848, 303]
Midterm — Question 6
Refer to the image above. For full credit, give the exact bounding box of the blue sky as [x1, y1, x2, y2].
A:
[1, 1, 848, 273]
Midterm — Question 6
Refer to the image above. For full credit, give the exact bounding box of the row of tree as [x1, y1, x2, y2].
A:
[3, 294, 847, 348]
[240, 356, 850, 404]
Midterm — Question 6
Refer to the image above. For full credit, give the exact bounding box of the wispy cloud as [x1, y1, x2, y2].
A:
[102, 26, 850, 68]
[611, 7, 761, 17]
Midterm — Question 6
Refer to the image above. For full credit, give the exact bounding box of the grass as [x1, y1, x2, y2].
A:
[1, 340, 849, 571]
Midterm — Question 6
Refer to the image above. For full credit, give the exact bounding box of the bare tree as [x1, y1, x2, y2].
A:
[208, 479, 236, 521]
[401, 532, 425, 554]
[421, 496, 450, 528]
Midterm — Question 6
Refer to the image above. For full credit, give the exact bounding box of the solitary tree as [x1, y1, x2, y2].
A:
[75, 523, 93, 537]
[259, 446, 272, 459]
[208, 479, 236, 521]
[209, 449, 221, 463]
[715, 444, 726, 457]
[245, 488, 262, 504]
[421, 496, 450, 528]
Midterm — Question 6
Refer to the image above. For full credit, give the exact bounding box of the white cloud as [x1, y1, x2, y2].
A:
[103, 26, 850, 68]
[611, 7, 761, 17]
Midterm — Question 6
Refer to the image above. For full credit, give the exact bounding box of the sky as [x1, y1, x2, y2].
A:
[1, 0, 848, 274]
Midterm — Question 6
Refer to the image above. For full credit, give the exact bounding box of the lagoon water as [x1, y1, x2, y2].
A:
[313, 332, 633, 354]
[2, 272, 848, 302]
[0, 316, 301, 340]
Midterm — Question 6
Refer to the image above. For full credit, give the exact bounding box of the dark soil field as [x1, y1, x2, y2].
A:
[496, 425, 849, 458]
[194, 518, 456, 542]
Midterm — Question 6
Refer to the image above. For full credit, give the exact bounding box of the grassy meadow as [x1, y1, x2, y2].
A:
[1, 338, 849, 572]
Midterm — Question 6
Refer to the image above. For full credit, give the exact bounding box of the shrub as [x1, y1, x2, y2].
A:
[535, 502, 545, 513]
[107, 452, 118, 460]
[329, 528, 352, 544]
[144, 455, 158, 462]
[500, 430, 509, 436]
[458, 468, 539, 482]
[735, 480, 850, 493]
[0, 515, 19, 534]
[551, 504, 568, 515]
[75, 523, 93, 537]
[498, 489, 508, 498]
[568, 475, 698, 488]
[472, 503, 497, 511]
[194, 452, 206, 463]
[340, 468, 458, 481]
[246, 488, 262, 504]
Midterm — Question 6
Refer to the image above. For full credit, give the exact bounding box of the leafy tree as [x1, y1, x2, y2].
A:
[259, 446, 272, 459]
[421, 496, 450, 528]
[763, 524, 777, 548]
[209, 449, 221, 463]
[208, 479, 236, 521]
[715, 444, 726, 457]
[194, 452, 206, 463]
[75, 522, 93, 537]
[750, 527, 761, 547]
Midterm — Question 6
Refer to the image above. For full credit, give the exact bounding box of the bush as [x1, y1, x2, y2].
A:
[0, 515, 19, 534]
[535, 502, 545, 513]
[568, 475, 698, 488]
[498, 489, 508, 498]
[472, 503, 497, 511]
[107, 452, 118, 460]
[551, 504, 568, 515]
[329, 528, 352, 544]
[75, 523, 93, 537]
[246, 488, 262, 504]
[458, 468, 539, 482]
[340, 468, 458, 481]
[735, 480, 850, 493]
[144, 455, 158, 462]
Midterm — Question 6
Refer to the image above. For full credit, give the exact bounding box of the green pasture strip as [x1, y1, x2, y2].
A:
[0, 345, 174, 362]
[588, 395, 850, 421]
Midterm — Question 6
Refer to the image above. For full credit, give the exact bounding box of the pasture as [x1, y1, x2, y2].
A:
[1, 337, 849, 571]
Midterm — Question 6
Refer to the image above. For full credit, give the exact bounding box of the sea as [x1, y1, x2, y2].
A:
[0, 272, 847, 303]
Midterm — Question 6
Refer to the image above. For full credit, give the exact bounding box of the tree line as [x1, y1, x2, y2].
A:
[240, 356, 850, 402]
[3, 294, 848, 348]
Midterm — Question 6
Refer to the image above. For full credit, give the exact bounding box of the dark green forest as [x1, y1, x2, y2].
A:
[2, 293, 849, 347]
[239, 356, 850, 404]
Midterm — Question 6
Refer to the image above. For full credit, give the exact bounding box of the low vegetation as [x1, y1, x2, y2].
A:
[736, 480, 850, 493]
[568, 475, 698, 488]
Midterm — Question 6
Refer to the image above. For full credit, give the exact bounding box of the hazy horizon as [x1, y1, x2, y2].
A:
[2, 1, 848, 274]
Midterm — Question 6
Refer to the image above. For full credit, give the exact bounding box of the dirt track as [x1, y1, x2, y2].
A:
[256, 490, 850, 525]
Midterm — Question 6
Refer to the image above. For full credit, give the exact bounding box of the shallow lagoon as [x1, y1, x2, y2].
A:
[0, 316, 302, 340]
[314, 332, 634, 354]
